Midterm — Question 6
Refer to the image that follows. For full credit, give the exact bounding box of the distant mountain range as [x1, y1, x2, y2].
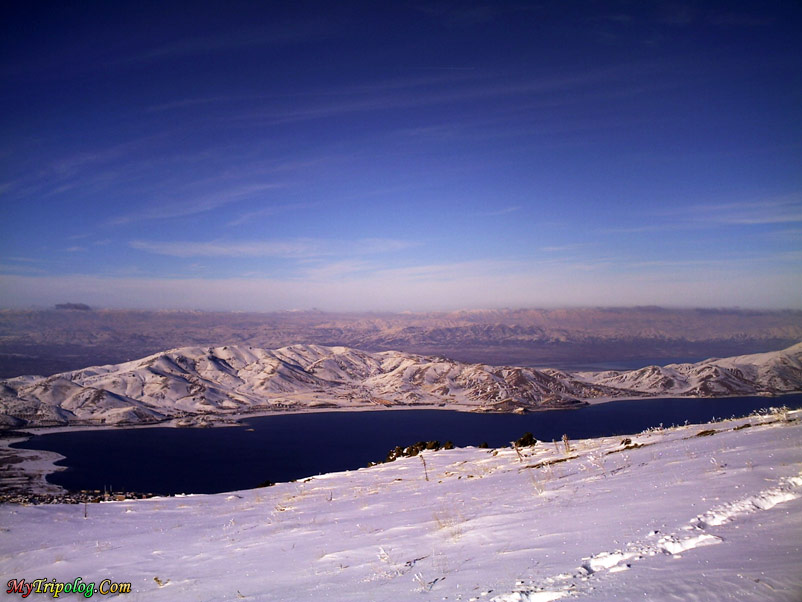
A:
[2, 342, 800, 429]
[3, 307, 802, 379]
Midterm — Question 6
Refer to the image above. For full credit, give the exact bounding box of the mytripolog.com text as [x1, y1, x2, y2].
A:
[6, 578, 131, 598]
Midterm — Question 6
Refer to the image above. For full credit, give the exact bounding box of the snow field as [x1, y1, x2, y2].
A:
[1, 409, 800, 601]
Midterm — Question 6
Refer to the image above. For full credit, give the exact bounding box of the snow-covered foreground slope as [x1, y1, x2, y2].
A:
[1, 343, 801, 428]
[2, 410, 801, 601]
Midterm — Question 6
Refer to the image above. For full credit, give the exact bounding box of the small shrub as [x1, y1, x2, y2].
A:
[514, 432, 538, 447]
[381, 440, 447, 464]
[385, 446, 404, 462]
[433, 509, 464, 541]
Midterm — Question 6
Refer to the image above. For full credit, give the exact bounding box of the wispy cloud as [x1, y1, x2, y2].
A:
[0, 180, 19, 194]
[601, 194, 802, 234]
[600, 223, 697, 234]
[145, 74, 479, 114]
[707, 11, 774, 28]
[130, 240, 320, 259]
[369, 259, 532, 284]
[3, 256, 40, 263]
[230, 64, 649, 126]
[129, 237, 419, 259]
[227, 202, 319, 226]
[416, 3, 497, 27]
[45, 134, 167, 178]
[0, 264, 48, 275]
[110, 183, 284, 225]
[299, 260, 377, 280]
[540, 244, 585, 253]
[116, 22, 337, 65]
[771, 227, 802, 240]
[691, 196, 802, 225]
[146, 95, 250, 113]
[474, 205, 521, 217]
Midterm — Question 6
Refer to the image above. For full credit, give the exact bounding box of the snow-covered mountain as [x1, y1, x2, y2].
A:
[577, 342, 802, 397]
[1, 342, 800, 428]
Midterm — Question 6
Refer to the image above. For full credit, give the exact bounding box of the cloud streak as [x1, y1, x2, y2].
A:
[129, 238, 419, 259]
[692, 197, 802, 225]
[230, 64, 653, 126]
[110, 183, 284, 225]
[227, 202, 319, 226]
[115, 21, 337, 66]
[474, 205, 521, 217]
[600, 194, 802, 234]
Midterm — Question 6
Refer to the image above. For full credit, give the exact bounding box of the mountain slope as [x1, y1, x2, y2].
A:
[1, 343, 800, 428]
[577, 342, 802, 397]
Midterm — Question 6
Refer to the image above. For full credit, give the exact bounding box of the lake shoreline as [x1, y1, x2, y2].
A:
[4, 388, 798, 439]
[3, 392, 800, 500]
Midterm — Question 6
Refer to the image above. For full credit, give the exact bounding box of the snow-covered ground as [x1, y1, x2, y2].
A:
[1, 410, 801, 601]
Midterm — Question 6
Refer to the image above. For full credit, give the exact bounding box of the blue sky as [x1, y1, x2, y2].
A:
[1, 1, 801, 310]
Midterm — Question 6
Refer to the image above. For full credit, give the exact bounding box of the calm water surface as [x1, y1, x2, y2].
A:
[14, 394, 802, 495]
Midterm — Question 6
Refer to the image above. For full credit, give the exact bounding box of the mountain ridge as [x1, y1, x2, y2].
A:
[1, 343, 800, 429]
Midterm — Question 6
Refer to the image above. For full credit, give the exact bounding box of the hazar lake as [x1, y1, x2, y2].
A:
[14, 394, 802, 495]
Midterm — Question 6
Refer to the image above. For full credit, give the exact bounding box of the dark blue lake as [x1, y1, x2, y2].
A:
[14, 394, 802, 495]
